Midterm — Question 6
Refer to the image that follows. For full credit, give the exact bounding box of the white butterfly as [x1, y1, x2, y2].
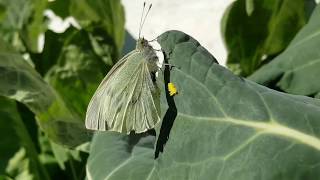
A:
[85, 37, 161, 134]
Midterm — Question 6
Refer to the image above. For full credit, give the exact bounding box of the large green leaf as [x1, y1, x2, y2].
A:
[86, 132, 155, 180]
[0, 97, 50, 180]
[221, 0, 313, 76]
[249, 4, 320, 97]
[86, 31, 320, 179]
[0, 41, 91, 147]
[69, 0, 125, 61]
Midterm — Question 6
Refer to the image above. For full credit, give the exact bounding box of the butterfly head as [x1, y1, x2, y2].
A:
[136, 3, 153, 52]
[136, 38, 152, 51]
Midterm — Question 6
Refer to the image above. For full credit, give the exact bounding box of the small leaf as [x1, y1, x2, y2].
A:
[49, 141, 80, 170]
[245, 0, 254, 16]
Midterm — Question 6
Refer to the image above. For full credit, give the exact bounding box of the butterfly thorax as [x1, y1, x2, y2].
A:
[136, 38, 159, 73]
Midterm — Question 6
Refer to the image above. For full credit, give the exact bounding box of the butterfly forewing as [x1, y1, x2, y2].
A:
[85, 50, 160, 134]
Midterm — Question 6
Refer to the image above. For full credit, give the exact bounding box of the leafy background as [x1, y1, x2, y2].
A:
[0, 0, 124, 179]
[1, 0, 320, 179]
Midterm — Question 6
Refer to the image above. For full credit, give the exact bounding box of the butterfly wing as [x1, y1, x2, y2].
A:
[85, 50, 160, 133]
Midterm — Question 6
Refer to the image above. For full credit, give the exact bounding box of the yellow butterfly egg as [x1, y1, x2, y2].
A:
[168, 82, 178, 96]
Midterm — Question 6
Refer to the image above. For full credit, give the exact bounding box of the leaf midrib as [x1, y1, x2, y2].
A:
[179, 113, 320, 151]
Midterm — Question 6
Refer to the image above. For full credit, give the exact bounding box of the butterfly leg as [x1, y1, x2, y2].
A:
[148, 37, 158, 42]
[163, 63, 180, 71]
[157, 63, 177, 72]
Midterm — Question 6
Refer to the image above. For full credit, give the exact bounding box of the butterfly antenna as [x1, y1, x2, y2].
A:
[138, 2, 146, 39]
[140, 4, 152, 38]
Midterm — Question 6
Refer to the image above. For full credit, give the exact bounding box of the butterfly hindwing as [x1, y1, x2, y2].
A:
[85, 50, 160, 133]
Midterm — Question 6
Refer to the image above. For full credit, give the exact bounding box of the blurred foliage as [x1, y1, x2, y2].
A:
[69, 0, 125, 63]
[0, 0, 47, 52]
[221, 0, 316, 76]
[249, 4, 320, 97]
[0, 97, 49, 180]
[45, 28, 106, 119]
[0, 0, 125, 179]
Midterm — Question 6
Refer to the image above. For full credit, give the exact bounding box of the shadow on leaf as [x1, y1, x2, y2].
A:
[155, 51, 178, 159]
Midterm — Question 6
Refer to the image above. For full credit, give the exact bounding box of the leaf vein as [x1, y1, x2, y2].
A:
[179, 113, 320, 151]
[175, 68, 227, 117]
